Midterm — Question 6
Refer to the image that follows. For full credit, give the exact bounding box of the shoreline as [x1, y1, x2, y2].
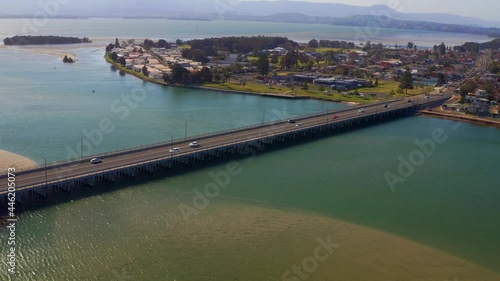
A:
[0, 149, 39, 172]
[420, 109, 500, 128]
[105, 54, 362, 104]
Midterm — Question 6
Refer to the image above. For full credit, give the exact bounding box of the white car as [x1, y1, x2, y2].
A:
[295, 123, 303, 127]
[189, 141, 200, 148]
[169, 147, 181, 154]
[90, 158, 102, 164]
[358, 109, 365, 114]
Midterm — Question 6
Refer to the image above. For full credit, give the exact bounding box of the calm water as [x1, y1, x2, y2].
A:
[0, 18, 492, 46]
[0, 21, 499, 280]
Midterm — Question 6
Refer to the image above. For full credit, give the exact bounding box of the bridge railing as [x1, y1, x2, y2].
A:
[1, 98, 404, 176]
[1, 95, 448, 178]
[2, 101, 429, 193]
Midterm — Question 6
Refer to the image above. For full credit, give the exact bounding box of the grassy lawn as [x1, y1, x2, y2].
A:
[202, 81, 387, 104]
[347, 80, 431, 97]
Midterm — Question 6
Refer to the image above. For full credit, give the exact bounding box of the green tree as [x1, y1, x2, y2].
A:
[437, 73, 446, 86]
[308, 39, 319, 48]
[256, 54, 270, 75]
[109, 52, 118, 62]
[407, 42, 414, 50]
[459, 80, 477, 97]
[438, 42, 446, 55]
[399, 68, 414, 94]
[142, 66, 149, 77]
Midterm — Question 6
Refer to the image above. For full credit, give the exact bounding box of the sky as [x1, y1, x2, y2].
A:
[245, 0, 499, 21]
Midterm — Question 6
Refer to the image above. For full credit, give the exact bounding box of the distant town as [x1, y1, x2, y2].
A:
[106, 36, 499, 120]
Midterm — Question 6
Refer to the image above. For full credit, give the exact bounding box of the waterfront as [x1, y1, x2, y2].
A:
[0, 20, 499, 280]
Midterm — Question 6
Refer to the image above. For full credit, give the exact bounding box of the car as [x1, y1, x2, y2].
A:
[169, 147, 181, 154]
[384, 104, 390, 108]
[407, 100, 412, 103]
[189, 141, 200, 148]
[90, 158, 102, 164]
[332, 115, 339, 119]
[295, 123, 303, 127]
[287, 120, 296, 124]
[358, 109, 365, 114]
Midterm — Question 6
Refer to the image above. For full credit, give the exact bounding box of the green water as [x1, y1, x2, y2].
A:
[0, 22, 499, 279]
[1, 117, 499, 280]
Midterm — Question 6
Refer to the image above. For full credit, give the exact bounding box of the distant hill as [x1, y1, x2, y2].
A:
[2, 0, 500, 28]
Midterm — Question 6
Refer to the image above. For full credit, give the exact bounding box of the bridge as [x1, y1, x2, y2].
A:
[0, 94, 451, 205]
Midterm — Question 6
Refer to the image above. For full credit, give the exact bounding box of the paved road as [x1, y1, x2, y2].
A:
[0, 94, 450, 195]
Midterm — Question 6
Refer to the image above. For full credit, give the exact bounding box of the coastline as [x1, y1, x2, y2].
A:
[420, 109, 500, 128]
[105, 54, 363, 104]
[0, 149, 38, 172]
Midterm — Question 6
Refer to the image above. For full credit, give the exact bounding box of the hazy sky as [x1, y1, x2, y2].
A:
[1, 0, 498, 22]
[245, 0, 499, 21]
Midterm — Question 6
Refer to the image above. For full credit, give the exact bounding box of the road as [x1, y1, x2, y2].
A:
[0, 94, 451, 195]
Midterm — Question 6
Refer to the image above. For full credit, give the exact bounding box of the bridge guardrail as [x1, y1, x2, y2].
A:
[1, 97, 447, 194]
[0, 98, 404, 177]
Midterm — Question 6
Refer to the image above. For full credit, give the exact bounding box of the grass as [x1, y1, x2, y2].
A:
[202, 80, 391, 104]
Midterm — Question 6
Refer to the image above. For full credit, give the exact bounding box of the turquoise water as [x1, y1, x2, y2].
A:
[0, 48, 342, 164]
[0, 21, 499, 280]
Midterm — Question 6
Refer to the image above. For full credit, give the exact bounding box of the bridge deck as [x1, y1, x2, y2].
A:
[0, 95, 451, 196]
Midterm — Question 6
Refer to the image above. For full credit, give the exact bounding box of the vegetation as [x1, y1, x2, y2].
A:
[62, 55, 75, 63]
[399, 68, 414, 94]
[185, 36, 299, 55]
[3, 35, 91, 45]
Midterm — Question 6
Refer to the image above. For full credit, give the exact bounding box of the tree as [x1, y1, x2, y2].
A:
[308, 39, 319, 48]
[105, 43, 115, 53]
[109, 52, 118, 62]
[256, 54, 270, 75]
[115, 38, 120, 48]
[198, 67, 213, 82]
[171, 64, 190, 82]
[438, 42, 446, 55]
[399, 68, 414, 94]
[142, 66, 149, 77]
[118, 56, 126, 66]
[374, 78, 379, 87]
[437, 73, 446, 86]
[407, 42, 414, 50]
[157, 39, 170, 49]
[459, 80, 477, 97]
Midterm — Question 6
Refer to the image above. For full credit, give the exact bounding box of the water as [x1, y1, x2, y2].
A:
[0, 20, 499, 280]
[0, 48, 342, 164]
[0, 18, 492, 47]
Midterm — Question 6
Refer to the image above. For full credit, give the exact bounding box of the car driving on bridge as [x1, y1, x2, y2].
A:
[90, 158, 102, 164]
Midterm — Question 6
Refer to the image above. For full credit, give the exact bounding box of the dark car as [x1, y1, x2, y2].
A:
[288, 120, 296, 124]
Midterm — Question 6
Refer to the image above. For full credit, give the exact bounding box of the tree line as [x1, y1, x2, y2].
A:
[3, 36, 91, 45]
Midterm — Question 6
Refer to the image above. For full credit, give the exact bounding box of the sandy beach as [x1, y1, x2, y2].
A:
[0, 150, 38, 172]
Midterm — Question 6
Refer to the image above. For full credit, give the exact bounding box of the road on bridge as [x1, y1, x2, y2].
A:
[0, 93, 451, 195]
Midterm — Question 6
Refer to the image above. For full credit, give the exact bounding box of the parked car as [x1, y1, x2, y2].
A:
[169, 147, 181, 154]
[90, 158, 102, 164]
[189, 141, 200, 148]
